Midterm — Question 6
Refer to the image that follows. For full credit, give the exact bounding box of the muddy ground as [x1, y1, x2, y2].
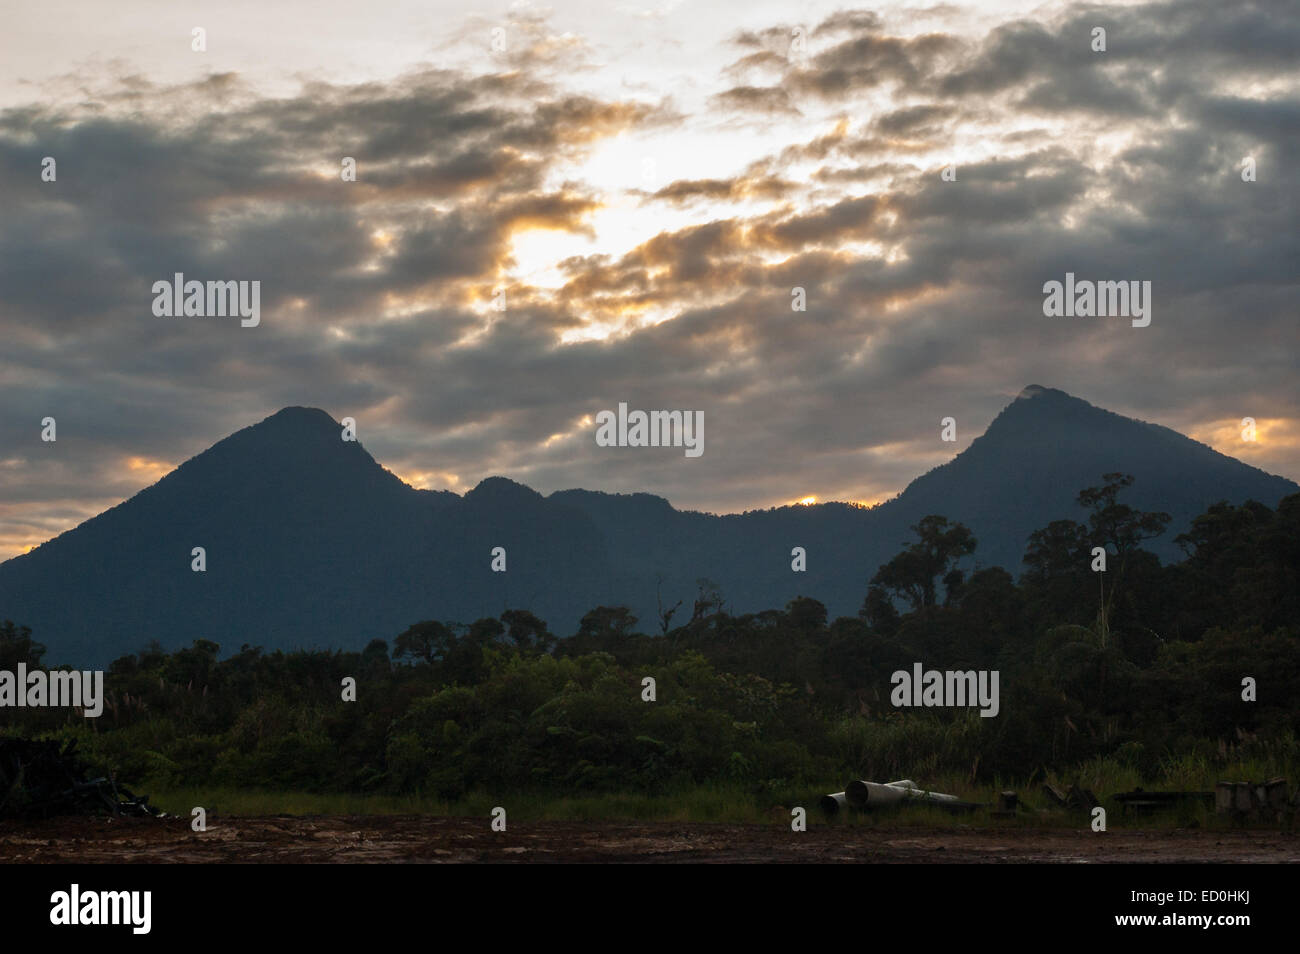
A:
[2, 815, 1297, 862]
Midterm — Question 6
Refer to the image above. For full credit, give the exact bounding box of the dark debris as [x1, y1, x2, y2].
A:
[0, 738, 164, 819]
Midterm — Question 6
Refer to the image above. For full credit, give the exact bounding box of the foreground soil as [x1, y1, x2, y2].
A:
[2, 815, 1298, 863]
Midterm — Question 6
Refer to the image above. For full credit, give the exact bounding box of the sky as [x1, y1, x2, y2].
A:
[1, 0, 1297, 560]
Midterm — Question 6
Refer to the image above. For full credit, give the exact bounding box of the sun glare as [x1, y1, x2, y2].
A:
[125, 456, 172, 481]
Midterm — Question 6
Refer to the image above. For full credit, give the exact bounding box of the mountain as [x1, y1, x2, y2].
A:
[883, 385, 1298, 574]
[1, 389, 1294, 666]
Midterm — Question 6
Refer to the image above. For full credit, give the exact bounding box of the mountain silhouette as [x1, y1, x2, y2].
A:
[1, 389, 1294, 665]
[885, 385, 1297, 574]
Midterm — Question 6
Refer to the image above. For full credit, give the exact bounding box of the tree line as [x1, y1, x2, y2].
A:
[2, 475, 1296, 798]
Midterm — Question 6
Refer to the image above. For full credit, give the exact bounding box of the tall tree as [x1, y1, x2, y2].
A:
[1079, 473, 1171, 555]
[0, 620, 45, 670]
[870, 515, 977, 612]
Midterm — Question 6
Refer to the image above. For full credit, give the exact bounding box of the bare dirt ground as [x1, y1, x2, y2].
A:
[2, 815, 1298, 862]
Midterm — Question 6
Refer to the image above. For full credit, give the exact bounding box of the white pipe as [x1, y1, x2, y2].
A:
[819, 792, 848, 814]
[845, 778, 959, 809]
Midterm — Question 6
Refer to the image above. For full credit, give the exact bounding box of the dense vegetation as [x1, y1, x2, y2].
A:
[3, 476, 1297, 808]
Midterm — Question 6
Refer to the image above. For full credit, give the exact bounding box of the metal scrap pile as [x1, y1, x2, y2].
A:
[1215, 778, 1297, 823]
[0, 738, 163, 819]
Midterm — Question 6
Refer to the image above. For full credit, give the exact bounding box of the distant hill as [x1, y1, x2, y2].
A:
[1, 388, 1294, 665]
[879, 384, 1298, 574]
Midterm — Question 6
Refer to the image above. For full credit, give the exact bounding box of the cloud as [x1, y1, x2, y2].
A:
[0, 0, 1296, 560]
[709, 85, 802, 116]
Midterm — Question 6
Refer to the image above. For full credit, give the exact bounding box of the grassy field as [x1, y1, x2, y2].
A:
[144, 784, 778, 823]
[142, 764, 1296, 830]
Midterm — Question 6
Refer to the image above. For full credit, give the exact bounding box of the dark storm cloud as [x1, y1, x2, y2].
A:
[0, 0, 1297, 558]
[0, 61, 666, 546]
[791, 30, 961, 96]
[559, 0, 1297, 505]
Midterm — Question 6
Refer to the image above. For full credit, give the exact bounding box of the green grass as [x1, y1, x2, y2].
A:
[140, 778, 1291, 830]
[143, 782, 779, 823]
[77, 731, 1300, 828]
[145, 788, 455, 817]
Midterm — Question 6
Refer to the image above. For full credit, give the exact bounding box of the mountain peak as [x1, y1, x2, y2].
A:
[254, 406, 340, 432]
[465, 476, 544, 504]
[1016, 384, 1071, 401]
[171, 406, 350, 472]
[153, 403, 405, 507]
[986, 385, 1100, 440]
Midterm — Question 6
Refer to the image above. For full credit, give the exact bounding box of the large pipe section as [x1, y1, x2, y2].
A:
[844, 778, 958, 809]
[819, 792, 848, 815]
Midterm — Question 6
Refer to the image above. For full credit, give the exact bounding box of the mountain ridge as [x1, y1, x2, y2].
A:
[2, 388, 1295, 665]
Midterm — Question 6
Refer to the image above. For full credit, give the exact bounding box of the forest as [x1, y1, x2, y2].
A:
[2, 475, 1297, 809]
